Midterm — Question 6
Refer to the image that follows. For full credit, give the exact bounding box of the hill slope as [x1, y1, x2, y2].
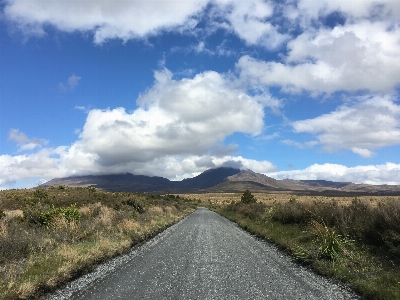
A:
[42, 167, 400, 195]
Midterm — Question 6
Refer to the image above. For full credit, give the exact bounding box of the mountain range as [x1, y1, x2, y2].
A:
[41, 167, 400, 196]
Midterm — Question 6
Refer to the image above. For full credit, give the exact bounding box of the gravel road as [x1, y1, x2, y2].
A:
[46, 207, 362, 300]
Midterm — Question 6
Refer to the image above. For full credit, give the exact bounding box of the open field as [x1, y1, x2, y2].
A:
[0, 187, 196, 299]
[183, 192, 400, 300]
[1, 188, 399, 299]
[182, 192, 400, 206]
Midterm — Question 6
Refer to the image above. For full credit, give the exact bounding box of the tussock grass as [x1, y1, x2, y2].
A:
[205, 192, 400, 300]
[0, 187, 196, 299]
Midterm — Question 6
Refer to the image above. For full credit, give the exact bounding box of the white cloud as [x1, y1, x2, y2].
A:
[8, 129, 46, 152]
[0, 150, 277, 188]
[351, 147, 375, 158]
[8, 128, 29, 143]
[290, 95, 400, 156]
[281, 139, 318, 149]
[0, 147, 69, 187]
[76, 68, 266, 167]
[4, 0, 208, 44]
[4, 0, 291, 48]
[237, 20, 400, 95]
[266, 162, 400, 185]
[294, 0, 400, 25]
[0, 68, 278, 188]
[58, 74, 81, 92]
[210, 0, 290, 49]
[67, 74, 81, 88]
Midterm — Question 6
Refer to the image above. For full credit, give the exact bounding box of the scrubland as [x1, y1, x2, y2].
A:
[184, 192, 400, 300]
[2, 187, 399, 300]
[0, 187, 196, 299]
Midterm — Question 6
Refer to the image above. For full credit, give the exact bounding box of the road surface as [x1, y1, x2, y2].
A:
[46, 207, 361, 300]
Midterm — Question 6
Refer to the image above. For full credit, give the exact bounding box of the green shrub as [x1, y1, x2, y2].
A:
[122, 198, 145, 213]
[271, 200, 310, 224]
[226, 202, 266, 219]
[23, 202, 51, 225]
[0, 228, 32, 262]
[241, 190, 256, 204]
[271, 197, 400, 258]
[371, 200, 400, 257]
[33, 188, 49, 202]
[311, 220, 353, 261]
[39, 204, 81, 226]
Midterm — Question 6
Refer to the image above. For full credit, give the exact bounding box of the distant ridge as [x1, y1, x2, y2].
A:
[41, 167, 400, 195]
[42, 167, 242, 193]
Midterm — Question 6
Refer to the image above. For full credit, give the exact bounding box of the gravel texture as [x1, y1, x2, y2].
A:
[44, 207, 362, 300]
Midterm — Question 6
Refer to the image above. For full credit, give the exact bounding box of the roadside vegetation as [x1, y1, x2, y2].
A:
[185, 192, 400, 300]
[0, 186, 197, 299]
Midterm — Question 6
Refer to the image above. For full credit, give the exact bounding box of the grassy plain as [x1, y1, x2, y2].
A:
[182, 192, 400, 300]
[0, 187, 196, 299]
[2, 188, 399, 300]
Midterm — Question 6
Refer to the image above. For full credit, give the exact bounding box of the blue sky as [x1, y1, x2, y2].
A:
[1, 0, 400, 189]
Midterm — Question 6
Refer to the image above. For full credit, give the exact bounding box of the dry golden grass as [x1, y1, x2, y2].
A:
[117, 219, 140, 234]
[16, 280, 36, 299]
[163, 206, 176, 215]
[0, 188, 196, 299]
[0, 210, 24, 238]
[77, 206, 91, 217]
[182, 192, 400, 207]
[213, 192, 400, 300]
[4, 210, 24, 219]
[0, 219, 7, 238]
[147, 206, 164, 215]
[50, 215, 80, 232]
[94, 205, 115, 227]
[58, 245, 81, 264]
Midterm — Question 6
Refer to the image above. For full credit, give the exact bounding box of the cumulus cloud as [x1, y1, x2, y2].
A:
[0, 151, 277, 188]
[3, 0, 291, 48]
[212, 0, 290, 49]
[293, 0, 400, 26]
[3, 0, 208, 43]
[8, 129, 46, 152]
[237, 20, 400, 95]
[76, 68, 266, 167]
[0, 68, 277, 188]
[4, 0, 399, 55]
[290, 95, 400, 156]
[58, 74, 81, 92]
[266, 162, 400, 185]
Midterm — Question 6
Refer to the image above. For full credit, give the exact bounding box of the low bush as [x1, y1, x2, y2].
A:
[310, 219, 354, 261]
[32, 188, 49, 202]
[39, 204, 81, 226]
[371, 200, 400, 256]
[241, 190, 256, 204]
[271, 200, 310, 224]
[122, 198, 144, 213]
[226, 202, 266, 219]
[213, 194, 400, 300]
[271, 197, 400, 259]
[0, 187, 196, 299]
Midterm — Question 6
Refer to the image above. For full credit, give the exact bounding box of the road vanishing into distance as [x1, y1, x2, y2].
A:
[46, 208, 361, 300]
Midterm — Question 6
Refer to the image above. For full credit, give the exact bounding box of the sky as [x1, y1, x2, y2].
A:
[1, 0, 400, 189]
